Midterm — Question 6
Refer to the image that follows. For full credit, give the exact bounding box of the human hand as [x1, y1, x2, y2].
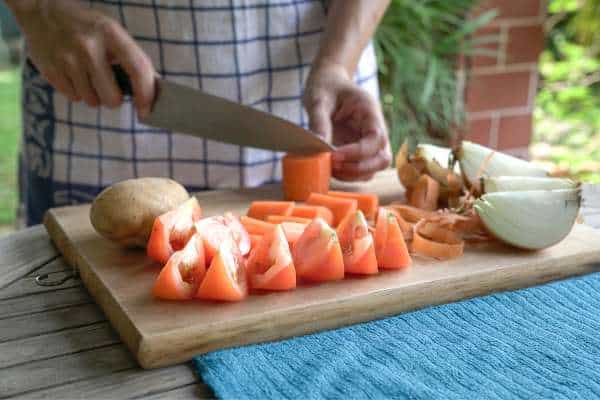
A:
[303, 63, 391, 181]
[9, 0, 155, 117]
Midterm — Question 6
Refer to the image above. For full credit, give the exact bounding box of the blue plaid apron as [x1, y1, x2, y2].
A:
[20, 0, 379, 225]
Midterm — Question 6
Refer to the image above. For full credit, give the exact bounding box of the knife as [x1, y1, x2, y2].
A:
[113, 66, 334, 154]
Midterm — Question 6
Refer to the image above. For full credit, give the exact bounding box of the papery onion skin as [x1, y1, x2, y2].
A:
[482, 176, 579, 193]
[474, 189, 581, 250]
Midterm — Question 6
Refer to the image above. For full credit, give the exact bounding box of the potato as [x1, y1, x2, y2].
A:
[90, 178, 190, 247]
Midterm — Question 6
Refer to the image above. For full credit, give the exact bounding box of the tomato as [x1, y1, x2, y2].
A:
[280, 222, 307, 249]
[247, 225, 296, 291]
[147, 197, 202, 264]
[195, 213, 250, 264]
[223, 212, 251, 256]
[196, 239, 248, 302]
[374, 208, 411, 269]
[292, 218, 344, 282]
[152, 234, 206, 300]
[337, 211, 378, 275]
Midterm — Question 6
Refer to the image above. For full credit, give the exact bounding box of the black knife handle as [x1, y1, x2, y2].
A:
[112, 65, 133, 96]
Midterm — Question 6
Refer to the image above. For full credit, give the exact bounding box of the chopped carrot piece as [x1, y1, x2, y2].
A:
[266, 215, 312, 224]
[412, 220, 464, 260]
[409, 174, 440, 211]
[240, 216, 275, 236]
[282, 152, 331, 201]
[327, 191, 379, 221]
[291, 205, 334, 225]
[306, 193, 357, 227]
[247, 201, 295, 221]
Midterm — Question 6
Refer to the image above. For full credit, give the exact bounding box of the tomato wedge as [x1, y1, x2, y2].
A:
[196, 239, 248, 302]
[147, 197, 202, 264]
[280, 221, 307, 248]
[247, 225, 296, 291]
[239, 216, 275, 236]
[374, 208, 411, 269]
[152, 234, 206, 300]
[195, 213, 250, 264]
[223, 212, 251, 256]
[249, 234, 263, 250]
[292, 218, 344, 282]
[337, 211, 378, 275]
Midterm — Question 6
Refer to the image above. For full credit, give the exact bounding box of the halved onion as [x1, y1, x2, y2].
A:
[474, 189, 581, 250]
[458, 141, 548, 187]
[483, 176, 579, 193]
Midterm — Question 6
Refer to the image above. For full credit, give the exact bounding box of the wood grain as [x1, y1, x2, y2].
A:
[0, 225, 58, 290]
[43, 169, 600, 369]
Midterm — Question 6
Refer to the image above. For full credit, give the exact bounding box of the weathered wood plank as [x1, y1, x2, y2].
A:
[0, 344, 136, 398]
[0, 225, 58, 290]
[142, 383, 213, 400]
[0, 303, 106, 342]
[0, 286, 91, 320]
[0, 322, 119, 368]
[0, 258, 79, 300]
[10, 364, 209, 400]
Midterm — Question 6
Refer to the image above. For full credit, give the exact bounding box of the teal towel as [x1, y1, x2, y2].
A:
[193, 272, 600, 399]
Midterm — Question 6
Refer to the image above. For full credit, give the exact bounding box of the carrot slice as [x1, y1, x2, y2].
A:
[247, 225, 296, 291]
[266, 215, 312, 224]
[327, 191, 379, 221]
[412, 220, 464, 260]
[282, 152, 332, 201]
[374, 208, 411, 269]
[409, 174, 440, 211]
[196, 239, 248, 302]
[306, 193, 357, 227]
[239, 216, 275, 236]
[291, 205, 334, 225]
[247, 201, 295, 221]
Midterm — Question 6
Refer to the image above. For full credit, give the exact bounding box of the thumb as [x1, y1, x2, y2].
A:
[305, 93, 334, 143]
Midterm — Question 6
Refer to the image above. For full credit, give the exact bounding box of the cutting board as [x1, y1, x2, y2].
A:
[44, 170, 600, 369]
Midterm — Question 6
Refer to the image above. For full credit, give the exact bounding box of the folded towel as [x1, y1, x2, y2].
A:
[194, 271, 600, 399]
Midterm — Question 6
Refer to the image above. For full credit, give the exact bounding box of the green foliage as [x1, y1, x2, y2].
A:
[374, 0, 497, 154]
[0, 68, 20, 225]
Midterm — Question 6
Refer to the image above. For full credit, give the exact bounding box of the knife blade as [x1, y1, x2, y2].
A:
[113, 66, 334, 154]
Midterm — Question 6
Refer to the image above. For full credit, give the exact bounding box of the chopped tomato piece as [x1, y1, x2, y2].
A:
[291, 205, 334, 226]
[306, 193, 357, 227]
[292, 218, 344, 282]
[282, 152, 331, 201]
[328, 191, 379, 221]
[239, 216, 275, 235]
[266, 215, 311, 224]
[196, 239, 248, 302]
[374, 208, 411, 269]
[247, 225, 296, 291]
[247, 201, 295, 221]
[249, 234, 263, 250]
[147, 197, 202, 264]
[223, 212, 251, 256]
[280, 221, 307, 248]
[337, 211, 378, 275]
[152, 234, 206, 300]
[195, 214, 250, 264]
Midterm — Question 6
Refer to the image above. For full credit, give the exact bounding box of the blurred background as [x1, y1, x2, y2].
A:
[0, 0, 598, 235]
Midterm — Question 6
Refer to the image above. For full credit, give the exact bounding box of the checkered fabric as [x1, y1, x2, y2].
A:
[20, 0, 380, 225]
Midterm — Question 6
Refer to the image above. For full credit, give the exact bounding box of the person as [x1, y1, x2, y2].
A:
[6, 0, 392, 226]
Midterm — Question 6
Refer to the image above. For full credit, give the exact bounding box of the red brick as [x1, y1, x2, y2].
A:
[506, 25, 544, 64]
[476, 0, 542, 19]
[464, 118, 492, 146]
[465, 71, 531, 112]
[470, 26, 502, 67]
[496, 114, 533, 149]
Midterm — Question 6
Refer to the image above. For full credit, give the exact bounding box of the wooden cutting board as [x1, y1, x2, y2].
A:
[44, 170, 600, 369]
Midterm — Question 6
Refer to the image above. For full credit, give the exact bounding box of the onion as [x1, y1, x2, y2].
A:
[458, 141, 548, 187]
[474, 189, 581, 250]
[483, 176, 579, 193]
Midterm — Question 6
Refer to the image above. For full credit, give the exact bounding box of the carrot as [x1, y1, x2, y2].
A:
[327, 191, 379, 221]
[282, 152, 331, 201]
[266, 215, 312, 224]
[239, 216, 275, 236]
[412, 220, 464, 260]
[291, 205, 334, 225]
[409, 174, 440, 211]
[247, 201, 294, 221]
[306, 193, 357, 227]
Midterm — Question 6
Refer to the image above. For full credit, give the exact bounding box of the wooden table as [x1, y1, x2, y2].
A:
[0, 184, 598, 399]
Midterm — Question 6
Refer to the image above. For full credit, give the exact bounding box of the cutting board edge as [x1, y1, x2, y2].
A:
[136, 253, 600, 369]
[43, 208, 145, 360]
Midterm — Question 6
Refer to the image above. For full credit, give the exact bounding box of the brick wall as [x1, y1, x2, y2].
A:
[462, 0, 546, 159]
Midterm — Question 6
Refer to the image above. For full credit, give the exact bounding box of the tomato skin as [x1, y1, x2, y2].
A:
[247, 226, 296, 291]
[196, 240, 248, 302]
[375, 208, 411, 270]
[147, 197, 202, 264]
[336, 211, 378, 275]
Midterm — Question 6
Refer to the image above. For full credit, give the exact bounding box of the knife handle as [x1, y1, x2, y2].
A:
[112, 65, 133, 96]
